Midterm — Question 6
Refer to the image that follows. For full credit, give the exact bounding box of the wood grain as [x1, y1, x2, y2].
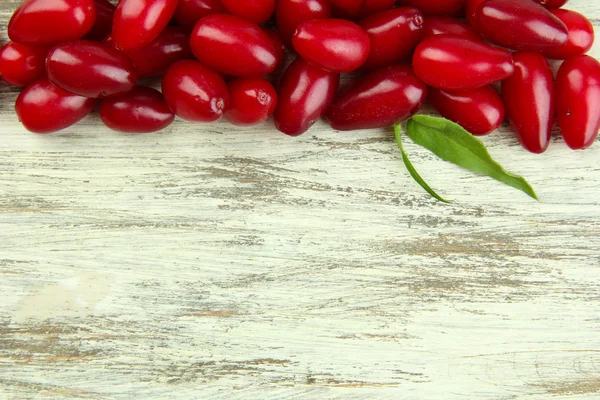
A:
[1, 2, 600, 399]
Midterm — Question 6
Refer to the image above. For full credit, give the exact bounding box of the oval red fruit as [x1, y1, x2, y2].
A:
[275, 0, 332, 49]
[413, 35, 514, 90]
[274, 58, 339, 136]
[543, 9, 594, 60]
[162, 60, 229, 122]
[501, 52, 554, 154]
[556, 55, 600, 150]
[327, 65, 428, 131]
[359, 7, 424, 71]
[173, 0, 227, 30]
[399, 0, 466, 16]
[191, 14, 280, 77]
[474, 0, 568, 52]
[0, 42, 47, 87]
[430, 86, 505, 136]
[47, 41, 137, 98]
[220, 0, 276, 25]
[112, 0, 179, 50]
[8, 0, 95, 46]
[225, 77, 277, 126]
[84, 0, 115, 41]
[106, 27, 193, 78]
[293, 19, 370, 73]
[15, 78, 96, 133]
[100, 87, 175, 133]
[422, 16, 480, 41]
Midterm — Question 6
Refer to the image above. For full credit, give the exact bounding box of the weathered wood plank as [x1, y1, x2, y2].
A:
[1, 1, 600, 399]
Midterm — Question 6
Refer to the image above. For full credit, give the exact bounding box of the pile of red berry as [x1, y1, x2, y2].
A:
[0, 0, 598, 153]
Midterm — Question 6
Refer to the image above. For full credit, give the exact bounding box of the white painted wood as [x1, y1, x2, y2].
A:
[1, 2, 600, 398]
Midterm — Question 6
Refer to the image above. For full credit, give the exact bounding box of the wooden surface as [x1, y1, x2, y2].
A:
[1, 2, 600, 399]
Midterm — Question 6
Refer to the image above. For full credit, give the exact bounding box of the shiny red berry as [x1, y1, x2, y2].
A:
[0, 42, 48, 87]
[16, 78, 97, 133]
[100, 87, 175, 133]
[225, 78, 277, 126]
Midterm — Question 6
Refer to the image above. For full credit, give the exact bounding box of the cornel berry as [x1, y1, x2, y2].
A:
[0, 0, 597, 156]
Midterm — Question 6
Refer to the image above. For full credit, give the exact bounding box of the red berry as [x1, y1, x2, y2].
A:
[112, 0, 179, 50]
[543, 9, 595, 60]
[413, 35, 515, 90]
[162, 60, 229, 122]
[220, 0, 276, 25]
[190, 14, 281, 77]
[293, 19, 370, 73]
[430, 86, 505, 136]
[0, 42, 47, 87]
[47, 40, 138, 98]
[399, 0, 466, 16]
[8, 0, 95, 46]
[225, 78, 277, 126]
[556, 55, 600, 150]
[16, 78, 96, 134]
[422, 16, 481, 41]
[274, 58, 339, 136]
[84, 0, 115, 41]
[359, 7, 424, 71]
[106, 27, 193, 78]
[327, 65, 427, 131]
[173, 0, 227, 30]
[100, 87, 175, 133]
[275, 0, 332, 50]
[473, 0, 568, 52]
[501, 52, 554, 154]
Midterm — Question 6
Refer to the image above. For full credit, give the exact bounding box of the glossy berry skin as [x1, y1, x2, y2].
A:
[327, 65, 428, 131]
[173, 0, 227, 30]
[47, 41, 137, 98]
[263, 29, 285, 73]
[84, 0, 115, 41]
[330, 0, 363, 19]
[501, 52, 554, 154]
[225, 78, 277, 126]
[100, 87, 174, 133]
[556, 55, 600, 150]
[536, 0, 568, 8]
[275, 0, 332, 50]
[162, 60, 229, 122]
[359, 7, 424, 71]
[15, 78, 96, 134]
[112, 0, 179, 50]
[293, 19, 370, 73]
[543, 9, 594, 60]
[191, 14, 281, 77]
[465, 0, 487, 26]
[399, 0, 466, 16]
[474, 0, 568, 52]
[0, 42, 47, 87]
[8, 0, 96, 46]
[220, 0, 276, 25]
[430, 86, 505, 136]
[422, 16, 481, 41]
[362, 0, 396, 16]
[413, 35, 515, 90]
[106, 27, 193, 78]
[274, 58, 339, 136]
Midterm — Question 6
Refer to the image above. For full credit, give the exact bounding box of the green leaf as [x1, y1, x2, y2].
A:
[394, 124, 451, 204]
[403, 115, 538, 201]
